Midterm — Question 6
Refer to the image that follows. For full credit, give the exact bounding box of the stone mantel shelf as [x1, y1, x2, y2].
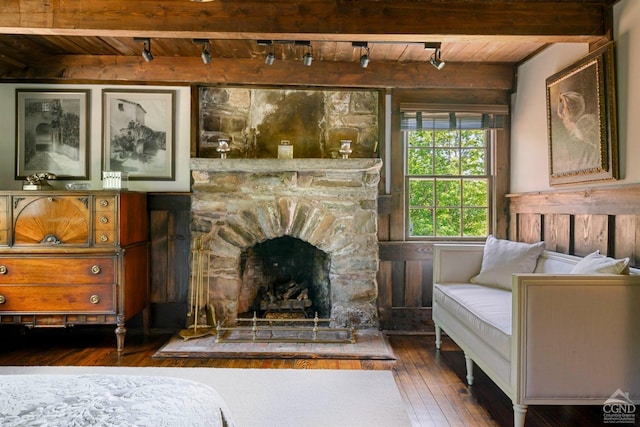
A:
[190, 158, 382, 173]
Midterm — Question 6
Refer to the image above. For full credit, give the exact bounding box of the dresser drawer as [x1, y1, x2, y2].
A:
[0, 285, 115, 312]
[0, 195, 7, 246]
[94, 196, 117, 245]
[0, 256, 115, 285]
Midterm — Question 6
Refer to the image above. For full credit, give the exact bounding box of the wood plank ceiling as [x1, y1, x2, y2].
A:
[0, 0, 617, 89]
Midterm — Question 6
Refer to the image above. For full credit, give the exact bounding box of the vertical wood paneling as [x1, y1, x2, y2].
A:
[517, 213, 542, 243]
[149, 210, 169, 303]
[421, 260, 433, 307]
[614, 215, 640, 264]
[508, 185, 640, 269]
[148, 193, 192, 329]
[573, 214, 609, 256]
[377, 261, 393, 308]
[404, 261, 423, 307]
[391, 261, 406, 307]
[543, 214, 571, 254]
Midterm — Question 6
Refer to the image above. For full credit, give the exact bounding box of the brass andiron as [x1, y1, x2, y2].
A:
[179, 236, 216, 340]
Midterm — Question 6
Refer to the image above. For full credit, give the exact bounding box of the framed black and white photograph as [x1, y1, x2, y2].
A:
[546, 43, 618, 186]
[15, 89, 90, 180]
[102, 90, 175, 180]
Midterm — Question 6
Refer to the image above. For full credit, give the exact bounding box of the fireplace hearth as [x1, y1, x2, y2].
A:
[190, 158, 382, 329]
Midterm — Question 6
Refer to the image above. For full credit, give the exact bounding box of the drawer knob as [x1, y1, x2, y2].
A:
[100, 234, 109, 242]
[91, 265, 101, 274]
[0, 295, 5, 304]
[89, 294, 100, 304]
[100, 199, 109, 207]
[0, 265, 6, 274]
[101, 216, 109, 224]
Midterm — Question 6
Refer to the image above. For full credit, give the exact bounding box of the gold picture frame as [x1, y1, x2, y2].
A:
[546, 43, 618, 186]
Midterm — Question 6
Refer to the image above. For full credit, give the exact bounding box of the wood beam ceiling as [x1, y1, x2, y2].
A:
[0, 0, 614, 88]
[12, 56, 515, 89]
[0, 1, 609, 42]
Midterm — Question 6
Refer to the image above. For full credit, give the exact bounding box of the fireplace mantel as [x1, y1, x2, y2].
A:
[190, 158, 382, 173]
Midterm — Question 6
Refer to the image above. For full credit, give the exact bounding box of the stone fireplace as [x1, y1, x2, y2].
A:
[190, 158, 382, 328]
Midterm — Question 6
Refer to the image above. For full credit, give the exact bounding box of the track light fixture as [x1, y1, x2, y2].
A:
[258, 40, 275, 65]
[352, 42, 371, 68]
[425, 42, 445, 70]
[360, 45, 370, 68]
[134, 37, 153, 62]
[295, 41, 313, 66]
[193, 39, 212, 64]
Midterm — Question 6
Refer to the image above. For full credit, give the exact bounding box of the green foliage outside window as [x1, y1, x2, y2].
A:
[407, 128, 489, 238]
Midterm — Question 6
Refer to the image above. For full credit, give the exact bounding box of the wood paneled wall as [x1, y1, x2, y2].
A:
[147, 193, 191, 330]
[508, 184, 640, 266]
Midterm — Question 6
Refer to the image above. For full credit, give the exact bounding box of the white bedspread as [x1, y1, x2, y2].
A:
[0, 374, 235, 427]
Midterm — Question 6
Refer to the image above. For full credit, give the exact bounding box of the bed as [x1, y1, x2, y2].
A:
[0, 373, 235, 427]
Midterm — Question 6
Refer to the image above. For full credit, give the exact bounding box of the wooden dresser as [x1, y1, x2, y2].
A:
[0, 191, 148, 353]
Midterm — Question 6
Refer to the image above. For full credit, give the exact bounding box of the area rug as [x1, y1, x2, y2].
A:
[153, 328, 396, 360]
[0, 365, 412, 427]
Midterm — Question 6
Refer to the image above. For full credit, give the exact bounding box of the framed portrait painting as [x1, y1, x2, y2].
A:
[102, 90, 175, 180]
[546, 43, 618, 186]
[15, 89, 90, 180]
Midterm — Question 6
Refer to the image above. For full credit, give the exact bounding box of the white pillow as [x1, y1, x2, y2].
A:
[471, 235, 545, 290]
[570, 250, 630, 274]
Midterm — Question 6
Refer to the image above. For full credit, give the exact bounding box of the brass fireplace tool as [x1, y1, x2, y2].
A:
[180, 236, 217, 340]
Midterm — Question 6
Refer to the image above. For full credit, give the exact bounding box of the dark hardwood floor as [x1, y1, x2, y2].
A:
[0, 326, 618, 426]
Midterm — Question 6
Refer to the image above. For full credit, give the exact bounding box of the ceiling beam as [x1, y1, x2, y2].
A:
[0, 1, 610, 44]
[2, 55, 515, 90]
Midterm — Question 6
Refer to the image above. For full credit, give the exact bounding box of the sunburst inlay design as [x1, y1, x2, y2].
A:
[14, 197, 89, 245]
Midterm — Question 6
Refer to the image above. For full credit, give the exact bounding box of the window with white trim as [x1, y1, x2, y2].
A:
[403, 110, 503, 239]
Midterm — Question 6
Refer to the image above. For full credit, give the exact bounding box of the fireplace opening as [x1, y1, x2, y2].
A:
[238, 236, 330, 319]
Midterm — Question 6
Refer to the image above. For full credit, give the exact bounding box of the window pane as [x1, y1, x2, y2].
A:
[408, 130, 433, 147]
[409, 208, 434, 236]
[462, 179, 488, 206]
[434, 149, 459, 175]
[435, 130, 458, 147]
[407, 148, 433, 175]
[463, 208, 488, 237]
[409, 179, 434, 206]
[435, 208, 461, 236]
[461, 148, 485, 175]
[460, 130, 485, 148]
[436, 179, 461, 207]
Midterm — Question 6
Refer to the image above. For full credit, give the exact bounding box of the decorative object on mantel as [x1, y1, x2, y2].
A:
[22, 172, 56, 190]
[277, 140, 293, 159]
[216, 138, 230, 159]
[339, 140, 353, 159]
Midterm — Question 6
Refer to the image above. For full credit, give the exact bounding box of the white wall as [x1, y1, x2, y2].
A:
[0, 84, 191, 192]
[510, 0, 640, 193]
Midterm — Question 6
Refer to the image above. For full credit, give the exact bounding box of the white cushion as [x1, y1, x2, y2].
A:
[471, 235, 545, 290]
[570, 250, 630, 274]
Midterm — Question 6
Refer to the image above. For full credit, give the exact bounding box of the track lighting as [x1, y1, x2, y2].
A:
[302, 42, 313, 66]
[257, 40, 276, 65]
[193, 39, 211, 64]
[425, 42, 445, 70]
[134, 37, 153, 62]
[360, 46, 370, 68]
[352, 42, 370, 68]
